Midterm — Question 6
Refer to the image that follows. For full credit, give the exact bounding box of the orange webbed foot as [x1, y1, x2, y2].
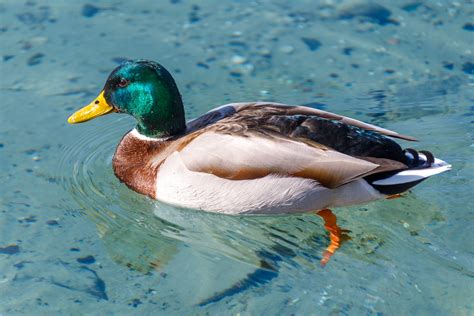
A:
[386, 193, 403, 200]
[316, 208, 351, 266]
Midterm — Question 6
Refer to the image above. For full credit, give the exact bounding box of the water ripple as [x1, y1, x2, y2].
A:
[55, 114, 473, 308]
[57, 116, 331, 276]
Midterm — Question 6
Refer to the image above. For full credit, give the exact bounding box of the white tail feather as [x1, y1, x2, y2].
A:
[372, 157, 451, 186]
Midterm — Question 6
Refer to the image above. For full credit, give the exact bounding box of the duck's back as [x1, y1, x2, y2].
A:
[206, 103, 409, 163]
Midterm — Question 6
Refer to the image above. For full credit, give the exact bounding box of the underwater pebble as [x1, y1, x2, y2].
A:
[228, 40, 248, 49]
[354, 21, 377, 32]
[231, 31, 242, 37]
[16, 6, 52, 26]
[359, 235, 384, 254]
[3, 55, 14, 62]
[36, 298, 49, 306]
[82, 4, 101, 18]
[27, 36, 48, 47]
[0, 244, 20, 255]
[147, 289, 158, 297]
[280, 45, 294, 54]
[342, 47, 354, 56]
[461, 62, 474, 75]
[196, 62, 209, 69]
[288, 11, 314, 24]
[443, 61, 454, 70]
[301, 37, 321, 51]
[231, 55, 247, 64]
[338, 3, 396, 26]
[188, 5, 200, 23]
[27, 53, 44, 66]
[401, 2, 423, 12]
[417, 237, 432, 245]
[46, 219, 59, 226]
[257, 48, 272, 57]
[77, 255, 96, 264]
[128, 298, 143, 308]
[463, 23, 474, 31]
[24, 149, 37, 155]
[14, 261, 29, 269]
[18, 215, 37, 224]
[229, 63, 254, 76]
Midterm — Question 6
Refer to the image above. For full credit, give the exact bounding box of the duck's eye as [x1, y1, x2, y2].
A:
[117, 78, 130, 88]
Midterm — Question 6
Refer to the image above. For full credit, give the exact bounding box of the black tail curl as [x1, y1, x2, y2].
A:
[365, 148, 436, 195]
[403, 148, 434, 168]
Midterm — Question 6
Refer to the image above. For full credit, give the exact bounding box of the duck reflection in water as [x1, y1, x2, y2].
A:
[90, 201, 351, 306]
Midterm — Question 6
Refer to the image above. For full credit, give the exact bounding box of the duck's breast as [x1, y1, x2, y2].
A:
[113, 130, 166, 198]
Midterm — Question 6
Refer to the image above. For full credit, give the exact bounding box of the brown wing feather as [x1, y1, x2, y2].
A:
[166, 102, 411, 189]
[232, 103, 417, 141]
[211, 103, 411, 163]
[177, 130, 404, 189]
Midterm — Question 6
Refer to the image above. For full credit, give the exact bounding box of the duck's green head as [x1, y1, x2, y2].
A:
[68, 60, 186, 138]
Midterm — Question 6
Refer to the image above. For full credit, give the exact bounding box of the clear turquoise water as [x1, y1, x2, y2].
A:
[1, 0, 473, 314]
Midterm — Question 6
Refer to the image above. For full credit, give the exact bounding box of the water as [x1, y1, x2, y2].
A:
[1, 0, 473, 314]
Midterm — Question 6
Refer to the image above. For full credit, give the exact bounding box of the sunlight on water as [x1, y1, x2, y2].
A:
[1, 0, 473, 314]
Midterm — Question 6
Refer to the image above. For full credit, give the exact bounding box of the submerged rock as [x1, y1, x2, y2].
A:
[338, 3, 397, 26]
[462, 62, 474, 75]
[82, 4, 101, 18]
[27, 53, 44, 66]
[301, 37, 321, 51]
[463, 23, 474, 31]
[401, 2, 423, 12]
[0, 244, 20, 255]
[77, 255, 96, 264]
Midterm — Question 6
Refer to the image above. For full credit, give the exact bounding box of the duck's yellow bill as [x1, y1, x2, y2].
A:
[68, 91, 115, 124]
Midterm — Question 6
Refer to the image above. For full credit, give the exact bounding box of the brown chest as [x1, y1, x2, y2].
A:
[112, 132, 167, 198]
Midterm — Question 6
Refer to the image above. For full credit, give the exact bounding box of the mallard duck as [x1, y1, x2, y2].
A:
[68, 60, 450, 261]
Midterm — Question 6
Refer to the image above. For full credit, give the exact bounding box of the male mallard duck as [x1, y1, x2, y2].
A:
[68, 60, 450, 260]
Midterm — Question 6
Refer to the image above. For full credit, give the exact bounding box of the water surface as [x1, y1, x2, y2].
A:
[1, 0, 473, 314]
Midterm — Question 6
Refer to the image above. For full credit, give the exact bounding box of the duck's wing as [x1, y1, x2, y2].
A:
[223, 102, 416, 141]
[176, 103, 410, 189]
[186, 102, 416, 142]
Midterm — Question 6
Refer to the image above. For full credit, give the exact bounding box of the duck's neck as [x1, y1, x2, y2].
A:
[112, 129, 171, 198]
[134, 86, 186, 138]
[111, 62, 187, 138]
